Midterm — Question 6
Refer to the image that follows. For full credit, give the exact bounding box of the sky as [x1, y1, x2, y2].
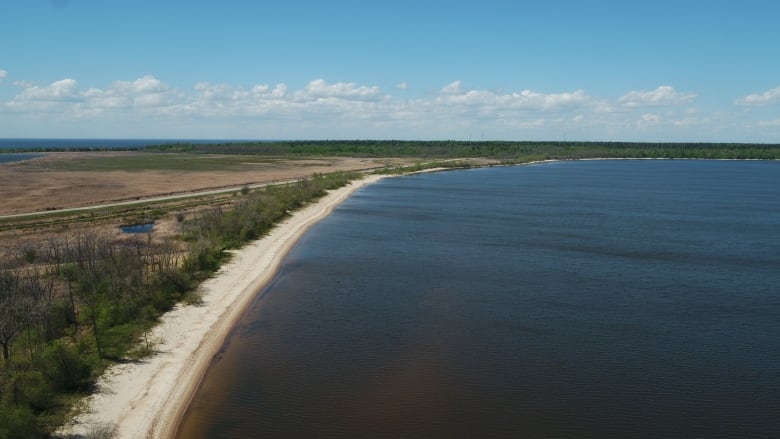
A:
[1, 0, 779, 142]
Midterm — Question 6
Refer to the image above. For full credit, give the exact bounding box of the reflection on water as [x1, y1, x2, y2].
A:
[178, 160, 780, 438]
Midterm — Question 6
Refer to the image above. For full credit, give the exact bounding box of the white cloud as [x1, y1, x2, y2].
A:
[189, 79, 390, 120]
[111, 75, 175, 108]
[435, 81, 592, 112]
[395, 82, 408, 90]
[736, 86, 780, 106]
[637, 113, 661, 128]
[5, 78, 81, 112]
[513, 89, 591, 110]
[113, 75, 168, 94]
[194, 82, 234, 100]
[188, 81, 296, 118]
[6, 75, 182, 116]
[271, 83, 287, 98]
[440, 80, 463, 94]
[3, 76, 593, 123]
[1, 74, 776, 141]
[295, 79, 382, 101]
[0, 69, 7, 84]
[17, 78, 79, 101]
[619, 85, 697, 107]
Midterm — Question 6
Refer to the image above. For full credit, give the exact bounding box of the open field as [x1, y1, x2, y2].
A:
[0, 151, 416, 271]
[0, 151, 405, 216]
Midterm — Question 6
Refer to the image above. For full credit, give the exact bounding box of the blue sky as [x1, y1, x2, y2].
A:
[1, 0, 779, 141]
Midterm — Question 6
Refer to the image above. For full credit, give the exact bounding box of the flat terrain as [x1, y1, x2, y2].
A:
[0, 151, 397, 216]
[0, 151, 411, 265]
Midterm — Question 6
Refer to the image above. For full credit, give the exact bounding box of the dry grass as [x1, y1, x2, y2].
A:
[0, 151, 414, 265]
[0, 152, 402, 216]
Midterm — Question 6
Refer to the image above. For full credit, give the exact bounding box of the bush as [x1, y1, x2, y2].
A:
[3, 370, 54, 413]
[155, 268, 191, 297]
[42, 340, 93, 392]
[47, 301, 76, 340]
[0, 405, 42, 439]
[101, 323, 141, 359]
[183, 241, 222, 275]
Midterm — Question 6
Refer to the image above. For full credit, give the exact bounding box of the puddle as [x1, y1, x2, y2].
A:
[120, 222, 154, 234]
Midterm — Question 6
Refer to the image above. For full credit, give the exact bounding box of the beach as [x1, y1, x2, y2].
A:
[58, 174, 384, 439]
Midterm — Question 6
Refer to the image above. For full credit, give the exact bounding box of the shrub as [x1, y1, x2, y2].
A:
[0, 405, 42, 439]
[42, 340, 93, 393]
[3, 370, 54, 413]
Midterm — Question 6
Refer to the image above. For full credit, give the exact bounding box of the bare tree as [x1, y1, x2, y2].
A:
[0, 268, 34, 364]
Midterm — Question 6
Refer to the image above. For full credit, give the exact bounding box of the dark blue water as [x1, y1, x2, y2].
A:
[178, 160, 780, 438]
[0, 153, 43, 163]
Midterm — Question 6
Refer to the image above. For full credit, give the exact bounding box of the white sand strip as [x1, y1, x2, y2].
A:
[58, 175, 384, 439]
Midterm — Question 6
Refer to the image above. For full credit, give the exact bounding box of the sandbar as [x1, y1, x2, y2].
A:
[58, 174, 384, 438]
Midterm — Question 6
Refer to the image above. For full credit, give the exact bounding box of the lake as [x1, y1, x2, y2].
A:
[178, 160, 780, 438]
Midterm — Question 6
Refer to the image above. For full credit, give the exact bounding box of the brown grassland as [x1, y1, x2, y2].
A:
[0, 152, 411, 265]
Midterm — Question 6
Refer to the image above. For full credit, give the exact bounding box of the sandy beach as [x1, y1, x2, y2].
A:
[58, 174, 384, 439]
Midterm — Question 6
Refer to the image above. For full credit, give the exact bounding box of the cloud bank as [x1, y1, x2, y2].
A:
[1, 75, 776, 141]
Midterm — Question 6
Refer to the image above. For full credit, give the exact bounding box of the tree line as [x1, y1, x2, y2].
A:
[5, 140, 779, 159]
[0, 171, 356, 438]
[141, 140, 780, 160]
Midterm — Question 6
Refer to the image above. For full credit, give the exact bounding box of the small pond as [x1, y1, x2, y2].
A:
[120, 223, 154, 234]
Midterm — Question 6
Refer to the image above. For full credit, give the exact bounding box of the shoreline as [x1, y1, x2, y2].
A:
[58, 174, 384, 439]
[56, 157, 777, 437]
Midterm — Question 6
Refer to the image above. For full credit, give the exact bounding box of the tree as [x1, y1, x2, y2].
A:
[0, 269, 27, 364]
